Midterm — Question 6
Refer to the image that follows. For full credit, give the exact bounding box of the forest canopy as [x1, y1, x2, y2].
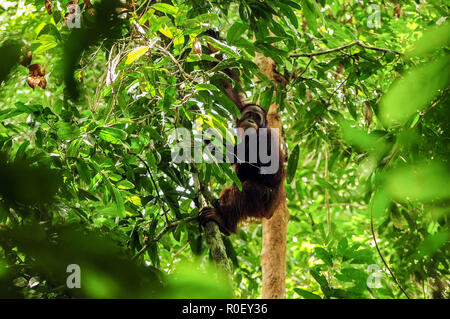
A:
[0, 0, 449, 299]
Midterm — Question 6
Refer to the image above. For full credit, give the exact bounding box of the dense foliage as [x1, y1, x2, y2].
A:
[0, 0, 448, 299]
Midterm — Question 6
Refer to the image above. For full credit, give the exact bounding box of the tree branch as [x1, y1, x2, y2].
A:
[190, 163, 233, 282]
[370, 199, 410, 299]
[132, 216, 197, 260]
[290, 41, 402, 58]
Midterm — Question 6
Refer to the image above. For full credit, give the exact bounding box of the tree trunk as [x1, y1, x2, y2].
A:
[191, 164, 234, 296]
[255, 53, 290, 299]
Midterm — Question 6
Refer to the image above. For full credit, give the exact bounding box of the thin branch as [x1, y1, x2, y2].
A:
[324, 145, 331, 236]
[365, 95, 444, 299]
[129, 152, 164, 204]
[370, 200, 410, 299]
[132, 216, 197, 260]
[155, 44, 192, 80]
[290, 41, 402, 58]
[327, 73, 350, 105]
[129, 152, 171, 223]
[291, 57, 314, 82]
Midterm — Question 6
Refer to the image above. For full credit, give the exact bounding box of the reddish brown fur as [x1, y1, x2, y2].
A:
[199, 31, 286, 235]
[200, 110, 285, 235]
[214, 133, 285, 234]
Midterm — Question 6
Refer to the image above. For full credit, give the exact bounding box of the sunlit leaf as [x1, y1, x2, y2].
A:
[95, 127, 127, 144]
[153, 3, 179, 16]
[125, 46, 149, 65]
[380, 56, 450, 126]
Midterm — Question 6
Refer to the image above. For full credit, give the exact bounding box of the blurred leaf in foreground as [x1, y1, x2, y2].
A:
[386, 161, 450, 202]
[407, 22, 450, 58]
[62, 0, 124, 100]
[380, 56, 450, 126]
[161, 262, 233, 299]
[0, 152, 61, 206]
[0, 41, 21, 85]
[0, 224, 163, 298]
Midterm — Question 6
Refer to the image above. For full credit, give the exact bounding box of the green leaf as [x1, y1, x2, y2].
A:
[148, 216, 159, 239]
[14, 141, 30, 162]
[14, 102, 43, 114]
[96, 127, 127, 144]
[66, 139, 82, 158]
[111, 187, 126, 218]
[125, 46, 149, 65]
[346, 101, 357, 120]
[76, 159, 91, 185]
[310, 268, 330, 297]
[408, 21, 450, 57]
[97, 206, 124, 218]
[337, 237, 349, 257]
[34, 34, 57, 54]
[152, 3, 179, 16]
[37, 23, 61, 41]
[286, 144, 299, 184]
[148, 243, 160, 268]
[314, 247, 333, 266]
[349, 249, 373, 264]
[219, 163, 242, 191]
[279, 3, 298, 28]
[227, 22, 248, 44]
[173, 221, 185, 242]
[260, 86, 274, 110]
[341, 268, 367, 282]
[205, 36, 239, 58]
[380, 56, 450, 126]
[386, 162, 450, 202]
[301, 0, 318, 33]
[163, 77, 177, 110]
[417, 231, 450, 257]
[194, 84, 219, 91]
[269, 19, 287, 37]
[117, 180, 135, 190]
[52, 8, 62, 24]
[316, 178, 336, 190]
[294, 288, 321, 299]
[159, 180, 181, 218]
[0, 108, 22, 120]
[213, 92, 241, 118]
[280, 0, 302, 10]
[56, 122, 80, 140]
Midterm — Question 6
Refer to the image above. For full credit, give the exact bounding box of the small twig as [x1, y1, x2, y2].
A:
[324, 145, 331, 236]
[290, 41, 402, 58]
[129, 151, 171, 222]
[291, 57, 313, 82]
[132, 216, 197, 260]
[327, 74, 350, 105]
[366, 93, 443, 299]
[370, 200, 410, 299]
[155, 44, 192, 80]
[317, 203, 367, 209]
[129, 152, 163, 205]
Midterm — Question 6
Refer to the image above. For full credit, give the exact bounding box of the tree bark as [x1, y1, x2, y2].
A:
[255, 53, 290, 299]
[191, 164, 234, 296]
